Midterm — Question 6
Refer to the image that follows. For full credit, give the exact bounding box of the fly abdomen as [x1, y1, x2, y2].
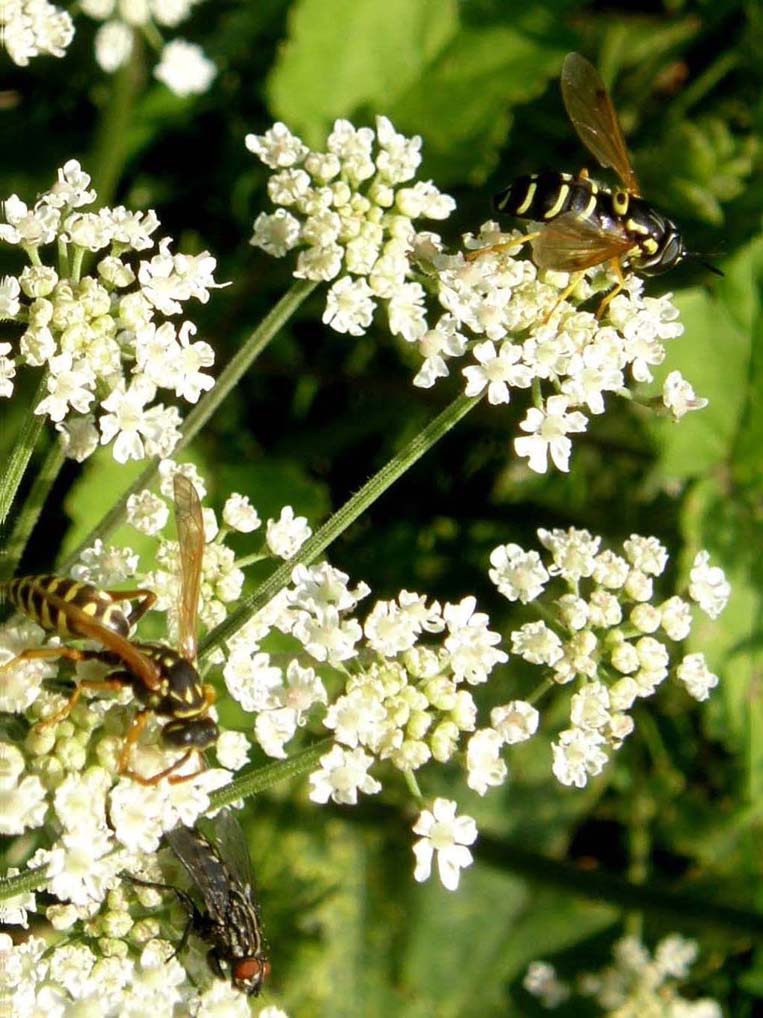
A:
[494, 171, 602, 224]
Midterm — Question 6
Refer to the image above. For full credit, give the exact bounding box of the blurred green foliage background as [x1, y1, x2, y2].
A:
[3, 0, 763, 1014]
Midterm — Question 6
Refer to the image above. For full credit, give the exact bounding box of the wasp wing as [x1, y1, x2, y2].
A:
[530, 212, 635, 272]
[39, 588, 162, 689]
[173, 473, 205, 663]
[561, 52, 640, 196]
[165, 824, 232, 923]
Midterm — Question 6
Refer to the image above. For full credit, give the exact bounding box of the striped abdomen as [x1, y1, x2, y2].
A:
[2, 575, 132, 640]
[494, 171, 620, 226]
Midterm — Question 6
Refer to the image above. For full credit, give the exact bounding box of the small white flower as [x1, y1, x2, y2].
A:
[462, 339, 533, 404]
[266, 506, 312, 559]
[662, 369, 708, 419]
[676, 653, 719, 702]
[489, 543, 549, 603]
[510, 620, 563, 667]
[623, 534, 668, 575]
[551, 727, 608, 788]
[412, 797, 477, 891]
[94, 20, 133, 72]
[255, 707, 299, 758]
[538, 527, 600, 581]
[154, 39, 216, 97]
[222, 493, 261, 533]
[514, 395, 588, 473]
[126, 489, 170, 535]
[465, 728, 507, 795]
[322, 276, 376, 335]
[689, 550, 730, 619]
[250, 208, 302, 256]
[523, 961, 570, 1008]
[490, 700, 539, 744]
[308, 745, 381, 805]
[245, 122, 309, 169]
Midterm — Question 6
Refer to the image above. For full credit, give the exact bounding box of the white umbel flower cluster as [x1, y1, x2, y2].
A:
[525, 934, 722, 1016]
[0, 0, 74, 66]
[247, 117, 456, 340]
[490, 529, 730, 788]
[0, 930, 266, 1018]
[249, 117, 707, 476]
[0, 160, 221, 462]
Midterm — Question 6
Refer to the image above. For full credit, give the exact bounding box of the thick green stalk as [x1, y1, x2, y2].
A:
[59, 280, 317, 571]
[1, 439, 65, 580]
[199, 390, 482, 662]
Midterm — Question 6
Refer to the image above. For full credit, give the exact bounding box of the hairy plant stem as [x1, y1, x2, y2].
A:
[59, 280, 317, 571]
[1, 439, 65, 580]
[199, 390, 483, 663]
[0, 372, 49, 538]
[209, 738, 332, 810]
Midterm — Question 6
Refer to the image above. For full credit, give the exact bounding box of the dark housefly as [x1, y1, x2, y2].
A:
[128, 809, 270, 995]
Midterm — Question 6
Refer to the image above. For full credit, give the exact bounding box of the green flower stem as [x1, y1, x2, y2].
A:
[59, 280, 317, 572]
[209, 738, 332, 811]
[0, 867, 47, 901]
[1, 439, 65, 580]
[89, 41, 145, 209]
[0, 372, 49, 533]
[199, 390, 483, 662]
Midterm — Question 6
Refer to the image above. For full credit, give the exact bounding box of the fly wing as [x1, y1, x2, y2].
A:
[165, 824, 232, 923]
[530, 212, 635, 272]
[173, 473, 205, 663]
[200, 808, 257, 901]
[561, 52, 640, 196]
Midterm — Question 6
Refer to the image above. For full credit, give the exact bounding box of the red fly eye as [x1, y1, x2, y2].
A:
[233, 956, 269, 992]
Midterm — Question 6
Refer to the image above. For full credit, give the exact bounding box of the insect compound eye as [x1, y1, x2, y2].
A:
[162, 716, 219, 749]
[232, 956, 270, 995]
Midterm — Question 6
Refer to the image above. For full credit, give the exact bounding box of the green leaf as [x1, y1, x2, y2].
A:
[267, 0, 459, 145]
[267, 0, 562, 182]
[646, 238, 763, 480]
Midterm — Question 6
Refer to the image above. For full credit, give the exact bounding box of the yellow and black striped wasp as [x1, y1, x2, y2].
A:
[0, 474, 217, 784]
[494, 52, 720, 315]
[127, 811, 270, 995]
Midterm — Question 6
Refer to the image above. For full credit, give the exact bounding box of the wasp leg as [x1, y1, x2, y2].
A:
[0, 646, 125, 728]
[103, 588, 157, 629]
[466, 231, 541, 262]
[538, 270, 586, 325]
[595, 257, 626, 320]
[119, 712, 203, 785]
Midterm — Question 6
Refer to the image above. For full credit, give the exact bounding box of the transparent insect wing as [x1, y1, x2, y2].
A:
[200, 808, 257, 894]
[561, 52, 640, 196]
[165, 824, 232, 923]
[530, 211, 634, 272]
[173, 473, 205, 662]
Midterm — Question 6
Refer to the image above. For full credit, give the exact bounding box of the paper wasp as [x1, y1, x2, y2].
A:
[127, 810, 270, 995]
[0, 474, 217, 784]
[494, 53, 720, 315]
